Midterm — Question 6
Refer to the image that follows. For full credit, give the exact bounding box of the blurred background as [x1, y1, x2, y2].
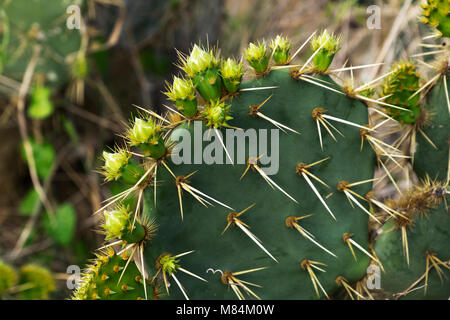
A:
[0, 0, 433, 299]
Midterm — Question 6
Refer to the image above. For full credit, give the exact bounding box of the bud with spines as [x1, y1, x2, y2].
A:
[420, 0, 450, 38]
[270, 35, 291, 65]
[202, 100, 233, 129]
[102, 149, 144, 185]
[158, 254, 180, 276]
[181, 44, 222, 102]
[244, 41, 270, 73]
[164, 76, 198, 118]
[127, 118, 166, 159]
[220, 58, 244, 93]
[311, 30, 341, 72]
[102, 205, 146, 243]
[381, 61, 421, 124]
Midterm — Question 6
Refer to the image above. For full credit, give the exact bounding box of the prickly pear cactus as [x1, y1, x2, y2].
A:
[79, 32, 388, 300]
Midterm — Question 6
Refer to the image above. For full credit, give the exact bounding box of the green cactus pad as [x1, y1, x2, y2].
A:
[414, 76, 449, 181]
[139, 68, 376, 299]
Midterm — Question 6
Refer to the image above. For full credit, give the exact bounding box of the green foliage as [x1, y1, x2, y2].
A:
[44, 203, 77, 247]
[19, 189, 39, 216]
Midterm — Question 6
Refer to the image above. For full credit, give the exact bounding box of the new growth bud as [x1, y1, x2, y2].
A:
[102, 205, 147, 243]
[220, 58, 244, 93]
[127, 118, 166, 159]
[244, 41, 269, 73]
[311, 30, 341, 72]
[270, 35, 291, 65]
[164, 76, 198, 118]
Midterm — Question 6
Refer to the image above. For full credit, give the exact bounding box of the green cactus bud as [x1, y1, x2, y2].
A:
[18, 264, 55, 300]
[102, 204, 149, 243]
[102, 150, 130, 180]
[244, 41, 270, 73]
[127, 118, 166, 159]
[380, 61, 421, 124]
[220, 58, 244, 93]
[28, 84, 54, 119]
[158, 254, 180, 276]
[270, 35, 291, 65]
[164, 76, 198, 118]
[202, 100, 233, 129]
[311, 30, 341, 72]
[101, 149, 145, 185]
[0, 261, 17, 295]
[420, 0, 450, 38]
[103, 206, 130, 238]
[181, 45, 222, 102]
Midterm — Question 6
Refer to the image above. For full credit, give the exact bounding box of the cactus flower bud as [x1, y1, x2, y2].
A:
[244, 41, 269, 73]
[103, 206, 130, 238]
[202, 100, 233, 129]
[220, 58, 244, 93]
[182, 44, 218, 77]
[102, 149, 130, 181]
[311, 30, 341, 72]
[270, 35, 291, 65]
[180, 44, 222, 102]
[164, 77, 198, 118]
